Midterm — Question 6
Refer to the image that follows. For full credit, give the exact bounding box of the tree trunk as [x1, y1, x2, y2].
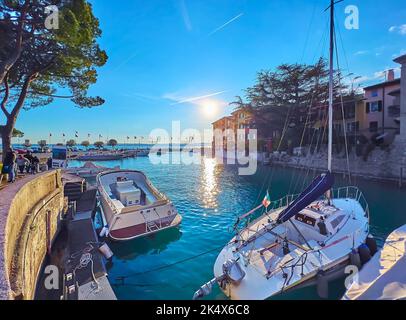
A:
[1, 123, 13, 157]
[1, 74, 34, 157]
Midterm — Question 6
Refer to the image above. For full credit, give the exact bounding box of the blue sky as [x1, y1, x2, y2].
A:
[11, 0, 406, 144]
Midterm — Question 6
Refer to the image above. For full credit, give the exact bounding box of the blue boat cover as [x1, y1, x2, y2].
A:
[276, 172, 335, 224]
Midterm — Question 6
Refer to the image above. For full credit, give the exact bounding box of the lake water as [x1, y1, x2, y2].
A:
[70, 155, 406, 300]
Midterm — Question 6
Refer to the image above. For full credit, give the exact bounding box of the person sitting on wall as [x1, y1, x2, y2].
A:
[30, 156, 40, 174]
[16, 154, 30, 174]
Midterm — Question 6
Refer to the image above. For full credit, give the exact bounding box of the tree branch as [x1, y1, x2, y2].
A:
[1, 73, 10, 118]
[28, 91, 74, 99]
[10, 73, 35, 120]
[0, 0, 30, 85]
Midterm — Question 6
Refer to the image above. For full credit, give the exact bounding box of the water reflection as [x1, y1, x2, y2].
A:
[107, 227, 182, 262]
[198, 157, 221, 209]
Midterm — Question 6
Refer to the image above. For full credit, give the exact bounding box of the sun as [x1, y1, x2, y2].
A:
[201, 100, 219, 118]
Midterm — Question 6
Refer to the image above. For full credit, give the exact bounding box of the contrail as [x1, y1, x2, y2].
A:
[208, 13, 244, 37]
[170, 91, 228, 105]
[180, 0, 192, 31]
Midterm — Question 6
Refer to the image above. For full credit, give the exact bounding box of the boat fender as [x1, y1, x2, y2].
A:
[222, 260, 246, 284]
[99, 226, 109, 238]
[358, 244, 371, 265]
[349, 249, 362, 269]
[98, 242, 114, 260]
[366, 235, 378, 256]
[316, 271, 329, 299]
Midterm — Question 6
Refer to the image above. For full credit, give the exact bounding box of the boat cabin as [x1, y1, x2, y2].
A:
[294, 202, 348, 237]
[110, 177, 146, 207]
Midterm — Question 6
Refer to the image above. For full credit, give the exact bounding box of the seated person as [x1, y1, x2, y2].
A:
[16, 155, 30, 174]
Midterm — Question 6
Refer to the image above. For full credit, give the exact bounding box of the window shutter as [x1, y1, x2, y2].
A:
[366, 102, 370, 114]
[378, 101, 383, 112]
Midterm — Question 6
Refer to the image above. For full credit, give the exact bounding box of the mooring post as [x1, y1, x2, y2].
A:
[400, 167, 404, 189]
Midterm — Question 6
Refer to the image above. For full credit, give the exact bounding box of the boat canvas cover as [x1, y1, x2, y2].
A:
[343, 225, 406, 300]
[276, 172, 334, 224]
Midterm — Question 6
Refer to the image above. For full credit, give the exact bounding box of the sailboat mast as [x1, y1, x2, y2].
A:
[328, 0, 334, 173]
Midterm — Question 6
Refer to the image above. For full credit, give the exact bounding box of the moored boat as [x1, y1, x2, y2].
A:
[343, 225, 406, 300]
[77, 153, 124, 161]
[97, 170, 182, 241]
[194, 1, 371, 300]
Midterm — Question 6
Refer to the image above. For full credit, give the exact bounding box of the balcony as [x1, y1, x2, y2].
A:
[388, 105, 400, 118]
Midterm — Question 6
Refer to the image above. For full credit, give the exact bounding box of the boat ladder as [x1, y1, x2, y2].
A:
[147, 221, 160, 232]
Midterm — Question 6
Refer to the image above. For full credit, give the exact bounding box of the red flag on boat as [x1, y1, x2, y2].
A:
[262, 191, 271, 209]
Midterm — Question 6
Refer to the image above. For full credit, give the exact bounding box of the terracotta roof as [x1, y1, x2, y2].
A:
[364, 78, 400, 91]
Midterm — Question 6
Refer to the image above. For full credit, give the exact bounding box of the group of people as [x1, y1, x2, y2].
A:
[0, 148, 41, 184]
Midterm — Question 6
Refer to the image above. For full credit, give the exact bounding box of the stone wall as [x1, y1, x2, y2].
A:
[273, 137, 406, 182]
[0, 170, 66, 300]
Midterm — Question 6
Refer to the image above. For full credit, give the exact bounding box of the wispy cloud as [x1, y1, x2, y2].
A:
[354, 50, 369, 56]
[121, 92, 162, 103]
[354, 67, 401, 85]
[179, 0, 192, 31]
[164, 90, 228, 105]
[389, 24, 406, 35]
[208, 13, 244, 37]
[112, 52, 138, 72]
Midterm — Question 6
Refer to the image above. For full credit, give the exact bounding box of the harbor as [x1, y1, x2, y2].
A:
[68, 156, 405, 300]
[1, 0, 406, 307]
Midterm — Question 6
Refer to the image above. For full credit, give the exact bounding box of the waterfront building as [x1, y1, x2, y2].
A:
[362, 71, 401, 136]
[212, 109, 256, 151]
[394, 54, 406, 141]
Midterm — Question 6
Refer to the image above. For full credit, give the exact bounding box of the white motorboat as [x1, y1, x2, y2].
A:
[97, 170, 182, 241]
[67, 162, 120, 178]
[343, 225, 406, 300]
[136, 149, 150, 157]
[76, 153, 124, 161]
[194, 1, 371, 300]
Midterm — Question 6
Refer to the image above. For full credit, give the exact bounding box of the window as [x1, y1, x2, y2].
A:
[330, 215, 345, 229]
[366, 101, 383, 113]
[369, 121, 378, 132]
[295, 214, 316, 227]
[371, 90, 379, 98]
[347, 121, 359, 133]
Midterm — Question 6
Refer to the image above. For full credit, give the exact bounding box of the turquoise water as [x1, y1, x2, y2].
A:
[70, 156, 406, 300]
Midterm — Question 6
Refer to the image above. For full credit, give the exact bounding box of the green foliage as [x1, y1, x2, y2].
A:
[12, 128, 24, 138]
[81, 140, 90, 148]
[66, 139, 76, 147]
[38, 140, 47, 151]
[94, 141, 104, 149]
[1, 0, 108, 109]
[231, 59, 348, 147]
[107, 139, 118, 148]
[23, 139, 31, 148]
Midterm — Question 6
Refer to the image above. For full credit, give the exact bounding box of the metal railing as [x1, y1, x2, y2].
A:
[243, 186, 370, 224]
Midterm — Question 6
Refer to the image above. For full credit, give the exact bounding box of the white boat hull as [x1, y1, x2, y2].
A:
[97, 170, 182, 241]
[214, 197, 369, 300]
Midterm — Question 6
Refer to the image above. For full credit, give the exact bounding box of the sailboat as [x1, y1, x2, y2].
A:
[194, 1, 372, 300]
